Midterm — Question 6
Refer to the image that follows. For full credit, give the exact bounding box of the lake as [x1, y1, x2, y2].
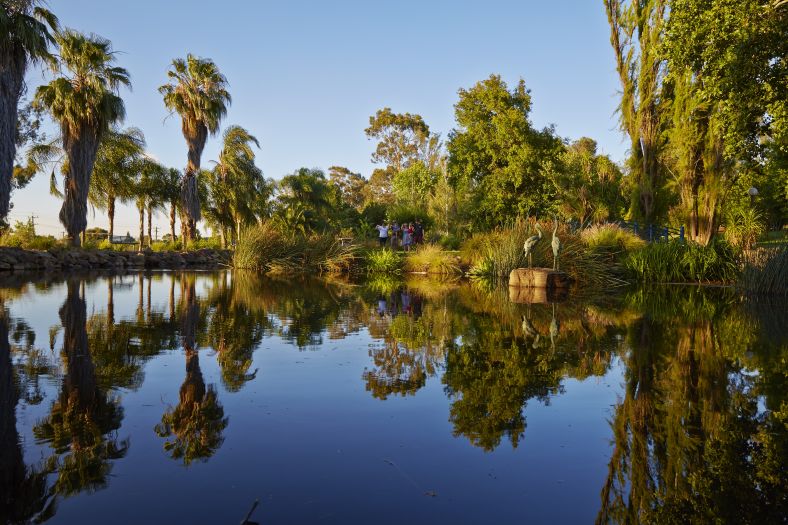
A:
[1, 271, 785, 524]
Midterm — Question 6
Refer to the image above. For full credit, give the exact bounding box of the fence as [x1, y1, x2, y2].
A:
[617, 220, 685, 243]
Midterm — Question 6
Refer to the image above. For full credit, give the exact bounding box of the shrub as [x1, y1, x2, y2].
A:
[365, 248, 403, 275]
[404, 244, 461, 275]
[438, 234, 462, 250]
[624, 240, 740, 283]
[739, 247, 788, 296]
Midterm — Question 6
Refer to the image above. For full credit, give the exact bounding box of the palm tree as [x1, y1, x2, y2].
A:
[133, 158, 165, 250]
[207, 125, 269, 246]
[34, 30, 130, 247]
[0, 1, 58, 223]
[159, 54, 230, 245]
[89, 127, 145, 240]
[161, 167, 181, 244]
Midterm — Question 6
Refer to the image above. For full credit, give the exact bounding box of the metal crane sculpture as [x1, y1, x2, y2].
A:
[551, 217, 561, 270]
[523, 223, 543, 268]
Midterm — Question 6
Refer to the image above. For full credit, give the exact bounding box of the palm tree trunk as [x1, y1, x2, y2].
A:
[0, 55, 26, 223]
[147, 205, 153, 247]
[107, 196, 115, 240]
[180, 127, 207, 245]
[138, 204, 145, 252]
[59, 127, 100, 247]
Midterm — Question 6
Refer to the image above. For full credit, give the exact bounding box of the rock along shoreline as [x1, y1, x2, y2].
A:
[0, 247, 232, 272]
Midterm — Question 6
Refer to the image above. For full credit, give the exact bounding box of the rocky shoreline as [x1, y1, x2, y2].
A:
[0, 247, 232, 272]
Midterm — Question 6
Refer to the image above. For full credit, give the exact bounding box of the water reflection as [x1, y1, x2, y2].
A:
[0, 272, 783, 523]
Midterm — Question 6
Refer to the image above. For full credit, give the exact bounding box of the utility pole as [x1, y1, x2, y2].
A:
[154, 226, 159, 241]
[28, 214, 38, 231]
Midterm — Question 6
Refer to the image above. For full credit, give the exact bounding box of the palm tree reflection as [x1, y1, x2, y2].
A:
[155, 275, 227, 465]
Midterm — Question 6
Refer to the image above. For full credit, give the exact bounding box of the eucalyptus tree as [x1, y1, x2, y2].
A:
[34, 30, 129, 247]
[88, 127, 145, 240]
[206, 125, 269, 246]
[0, 1, 58, 222]
[159, 54, 231, 244]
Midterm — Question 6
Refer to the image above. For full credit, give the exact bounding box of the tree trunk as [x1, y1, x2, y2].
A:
[60, 126, 100, 247]
[108, 196, 115, 240]
[138, 205, 145, 251]
[219, 227, 226, 249]
[180, 125, 208, 245]
[147, 205, 153, 247]
[0, 52, 26, 223]
[170, 201, 177, 244]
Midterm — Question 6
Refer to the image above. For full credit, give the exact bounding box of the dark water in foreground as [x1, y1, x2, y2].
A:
[0, 272, 785, 524]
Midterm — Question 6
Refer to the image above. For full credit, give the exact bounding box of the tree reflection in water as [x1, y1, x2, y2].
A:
[0, 272, 783, 523]
[155, 275, 228, 465]
[33, 279, 128, 504]
[596, 287, 788, 524]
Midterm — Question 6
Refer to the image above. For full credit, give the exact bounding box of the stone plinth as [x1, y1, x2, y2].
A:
[509, 284, 569, 304]
[509, 268, 572, 289]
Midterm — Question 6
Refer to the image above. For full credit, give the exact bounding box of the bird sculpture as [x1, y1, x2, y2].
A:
[523, 224, 543, 268]
[551, 217, 561, 270]
[549, 303, 560, 351]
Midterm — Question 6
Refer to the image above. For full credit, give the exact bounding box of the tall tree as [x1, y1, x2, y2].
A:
[159, 54, 231, 245]
[365, 108, 431, 172]
[161, 167, 181, 243]
[274, 167, 336, 233]
[133, 158, 165, 250]
[662, 0, 788, 244]
[447, 74, 563, 229]
[0, 1, 58, 223]
[34, 31, 129, 247]
[328, 165, 367, 210]
[88, 127, 144, 240]
[604, 0, 668, 224]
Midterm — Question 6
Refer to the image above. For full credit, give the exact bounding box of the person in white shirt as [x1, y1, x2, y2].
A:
[376, 223, 389, 247]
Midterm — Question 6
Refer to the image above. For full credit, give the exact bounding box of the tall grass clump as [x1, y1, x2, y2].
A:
[464, 220, 622, 288]
[404, 244, 461, 275]
[739, 247, 788, 296]
[365, 248, 403, 275]
[233, 222, 358, 274]
[624, 240, 739, 283]
[581, 223, 645, 252]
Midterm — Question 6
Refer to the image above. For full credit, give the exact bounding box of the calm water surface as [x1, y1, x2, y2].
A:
[0, 272, 785, 524]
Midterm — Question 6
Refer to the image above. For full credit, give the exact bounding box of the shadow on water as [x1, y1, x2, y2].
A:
[0, 271, 784, 523]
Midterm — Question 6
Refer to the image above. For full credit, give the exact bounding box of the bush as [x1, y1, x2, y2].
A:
[624, 240, 740, 283]
[187, 237, 223, 251]
[365, 248, 403, 275]
[739, 247, 788, 296]
[438, 234, 462, 250]
[404, 244, 461, 275]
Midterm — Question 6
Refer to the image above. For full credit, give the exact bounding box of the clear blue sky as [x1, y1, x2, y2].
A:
[16, 0, 626, 236]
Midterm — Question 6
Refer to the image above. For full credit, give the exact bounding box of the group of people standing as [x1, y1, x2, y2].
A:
[376, 220, 424, 251]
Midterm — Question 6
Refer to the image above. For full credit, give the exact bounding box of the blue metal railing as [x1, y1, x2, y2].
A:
[616, 220, 685, 243]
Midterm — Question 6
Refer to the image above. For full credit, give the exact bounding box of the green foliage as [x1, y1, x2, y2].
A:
[624, 240, 740, 283]
[447, 74, 564, 229]
[364, 248, 403, 275]
[556, 138, 626, 224]
[365, 107, 432, 171]
[739, 248, 788, 297]
[404, 244, 461, 275]
[0, 218, 57, 249]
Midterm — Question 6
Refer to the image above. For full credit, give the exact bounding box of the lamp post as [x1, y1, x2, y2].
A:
[748, 186, 759, 206]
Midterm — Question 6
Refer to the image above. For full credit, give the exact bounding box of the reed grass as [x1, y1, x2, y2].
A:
[365, 248, 403, 275]
[624, 240, 739, 283]
[739, 247, 788, 296]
